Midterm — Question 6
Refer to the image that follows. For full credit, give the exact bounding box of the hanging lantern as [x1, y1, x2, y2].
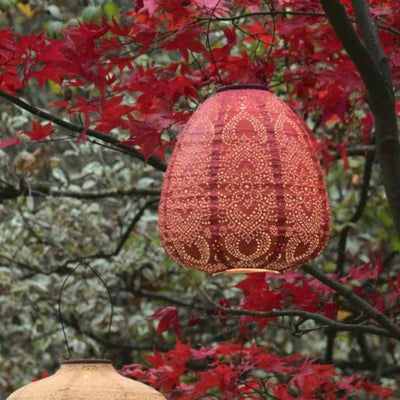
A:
[6, 359, 166, 400]
[6, 264, 166, 400]
[159, 85, 330, 274]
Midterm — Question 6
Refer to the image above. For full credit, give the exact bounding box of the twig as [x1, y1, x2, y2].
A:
[111, 198, 159, 256]
[198, 10, 400, 36]
[1, 182, 160, 200]
[337, 149, 374, 274]
[16, 199, 159, 280]
[199, 287, 394, 338]
[0, 89, 167, 172]
[303, 265, 400, 340]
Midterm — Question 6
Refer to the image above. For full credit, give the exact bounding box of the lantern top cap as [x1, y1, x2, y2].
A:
[216, 84, 268, 93]
[62, 359, 112, 365]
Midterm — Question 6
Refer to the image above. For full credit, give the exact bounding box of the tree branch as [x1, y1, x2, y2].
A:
[0, 254, 43, 274]
[342, 145, 375, 158]
[136, 289, 213, 313]
[350, 0, 392, 81]
[303, 265, 400, 340]
[112, 199, 159, 257]
[199, 11, 400, 36]
[54, 199, 160, 270]
[0, 182, 160, 200]
[10, 199, 160, 280]
[199, 287, 394, 338]
[336, 149, 374, 275]
[59, 313, 170, 353]
[0, 89, 167, 172]
[326, 150, 374, 361]
[318, 0, 390, 103]
[319, 0, 400, 237]
[334, 360, 400, 378]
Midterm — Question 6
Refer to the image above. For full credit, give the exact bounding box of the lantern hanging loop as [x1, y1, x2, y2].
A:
[205, 0, 278, 86]
[205, 0, 224, 84]
[263, 0, 277, 80]
[58, 260, 114, 360]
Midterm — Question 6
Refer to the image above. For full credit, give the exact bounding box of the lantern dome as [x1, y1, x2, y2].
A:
[159, 85, 330, 274]
[6, 359, 165, 400]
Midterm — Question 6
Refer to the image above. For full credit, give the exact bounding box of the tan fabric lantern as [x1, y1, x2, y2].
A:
[7, 359, 165, 400]
[159, 85, 330, 274]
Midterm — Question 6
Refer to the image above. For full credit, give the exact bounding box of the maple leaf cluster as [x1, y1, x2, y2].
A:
[144, 262, 400, 398]
[122, 341, 393, 399]
[0, 0, 399, 165]
[149, 257, 400, 336]
[2, 0, 400, 397]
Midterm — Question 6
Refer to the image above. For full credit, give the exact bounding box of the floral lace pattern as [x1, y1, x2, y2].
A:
[159, 88, 330, 273]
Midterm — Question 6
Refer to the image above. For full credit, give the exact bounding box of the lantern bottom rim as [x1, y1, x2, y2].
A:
[214, 268, 281, 275]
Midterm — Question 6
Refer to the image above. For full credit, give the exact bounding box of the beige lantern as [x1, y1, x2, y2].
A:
[7, 264, 165, 399]
[7, 359, 165, 400]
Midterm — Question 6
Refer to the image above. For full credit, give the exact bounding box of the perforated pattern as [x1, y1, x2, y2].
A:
[159, 88, 330, 273]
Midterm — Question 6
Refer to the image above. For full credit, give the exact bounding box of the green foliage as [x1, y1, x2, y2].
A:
[102, 2, 120, 23]
[45, 21, 64, 39]
[0, 0, 16, 12]
[0, 0, 400, 398]
[81, 6, 103, 24]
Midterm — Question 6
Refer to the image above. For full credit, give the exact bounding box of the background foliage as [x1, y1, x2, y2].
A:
[1, 0, 400, 399]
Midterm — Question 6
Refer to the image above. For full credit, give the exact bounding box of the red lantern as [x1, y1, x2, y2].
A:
[159, 85, 330, 274]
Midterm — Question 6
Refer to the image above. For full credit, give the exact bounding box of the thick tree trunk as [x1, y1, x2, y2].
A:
[319, 0, 400, 236]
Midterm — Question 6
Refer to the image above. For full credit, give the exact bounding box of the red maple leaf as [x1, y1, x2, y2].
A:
[0, 135, 20, 149]
[151, 306, 182, 337]
[30, 371, 50, 382]
[363, 380, 394, 397]
[347, 262, 382, 281]
[237, 274, 282, 311]
[164, 25, 205, 61]
[22, 121, 55, 141]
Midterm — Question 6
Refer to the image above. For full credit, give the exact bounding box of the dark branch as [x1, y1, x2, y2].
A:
[111, 199, 159, 257]
[136, 289, 213, 313]
[343, 145, 375, 158]
[52, 199, 160, 272]
[318, 0, 389, 100]
[326, 150, 375, 362]
[0, 89, 167, 172]
[319, 0, 400, 237]
[12, 200, 159, 279]
[60, 313, 170, 353]
[199, 287, 394, 338]
[199, 10, 400, 36]
[0, 254, 43, 274]
[0, 182, 160, 201]
[336, 150, 374, 275]
[350, 0, 392, 81]
[303, 265, 400, 340]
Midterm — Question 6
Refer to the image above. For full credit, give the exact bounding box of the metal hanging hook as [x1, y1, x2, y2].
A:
[58, 261, 114, 360]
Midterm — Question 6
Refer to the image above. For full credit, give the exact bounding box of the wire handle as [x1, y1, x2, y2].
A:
[58, 261, 114, 359]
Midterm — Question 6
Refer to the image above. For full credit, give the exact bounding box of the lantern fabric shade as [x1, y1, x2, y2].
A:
[158, 85, 330, 274]
[6, 360, 165, 400]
